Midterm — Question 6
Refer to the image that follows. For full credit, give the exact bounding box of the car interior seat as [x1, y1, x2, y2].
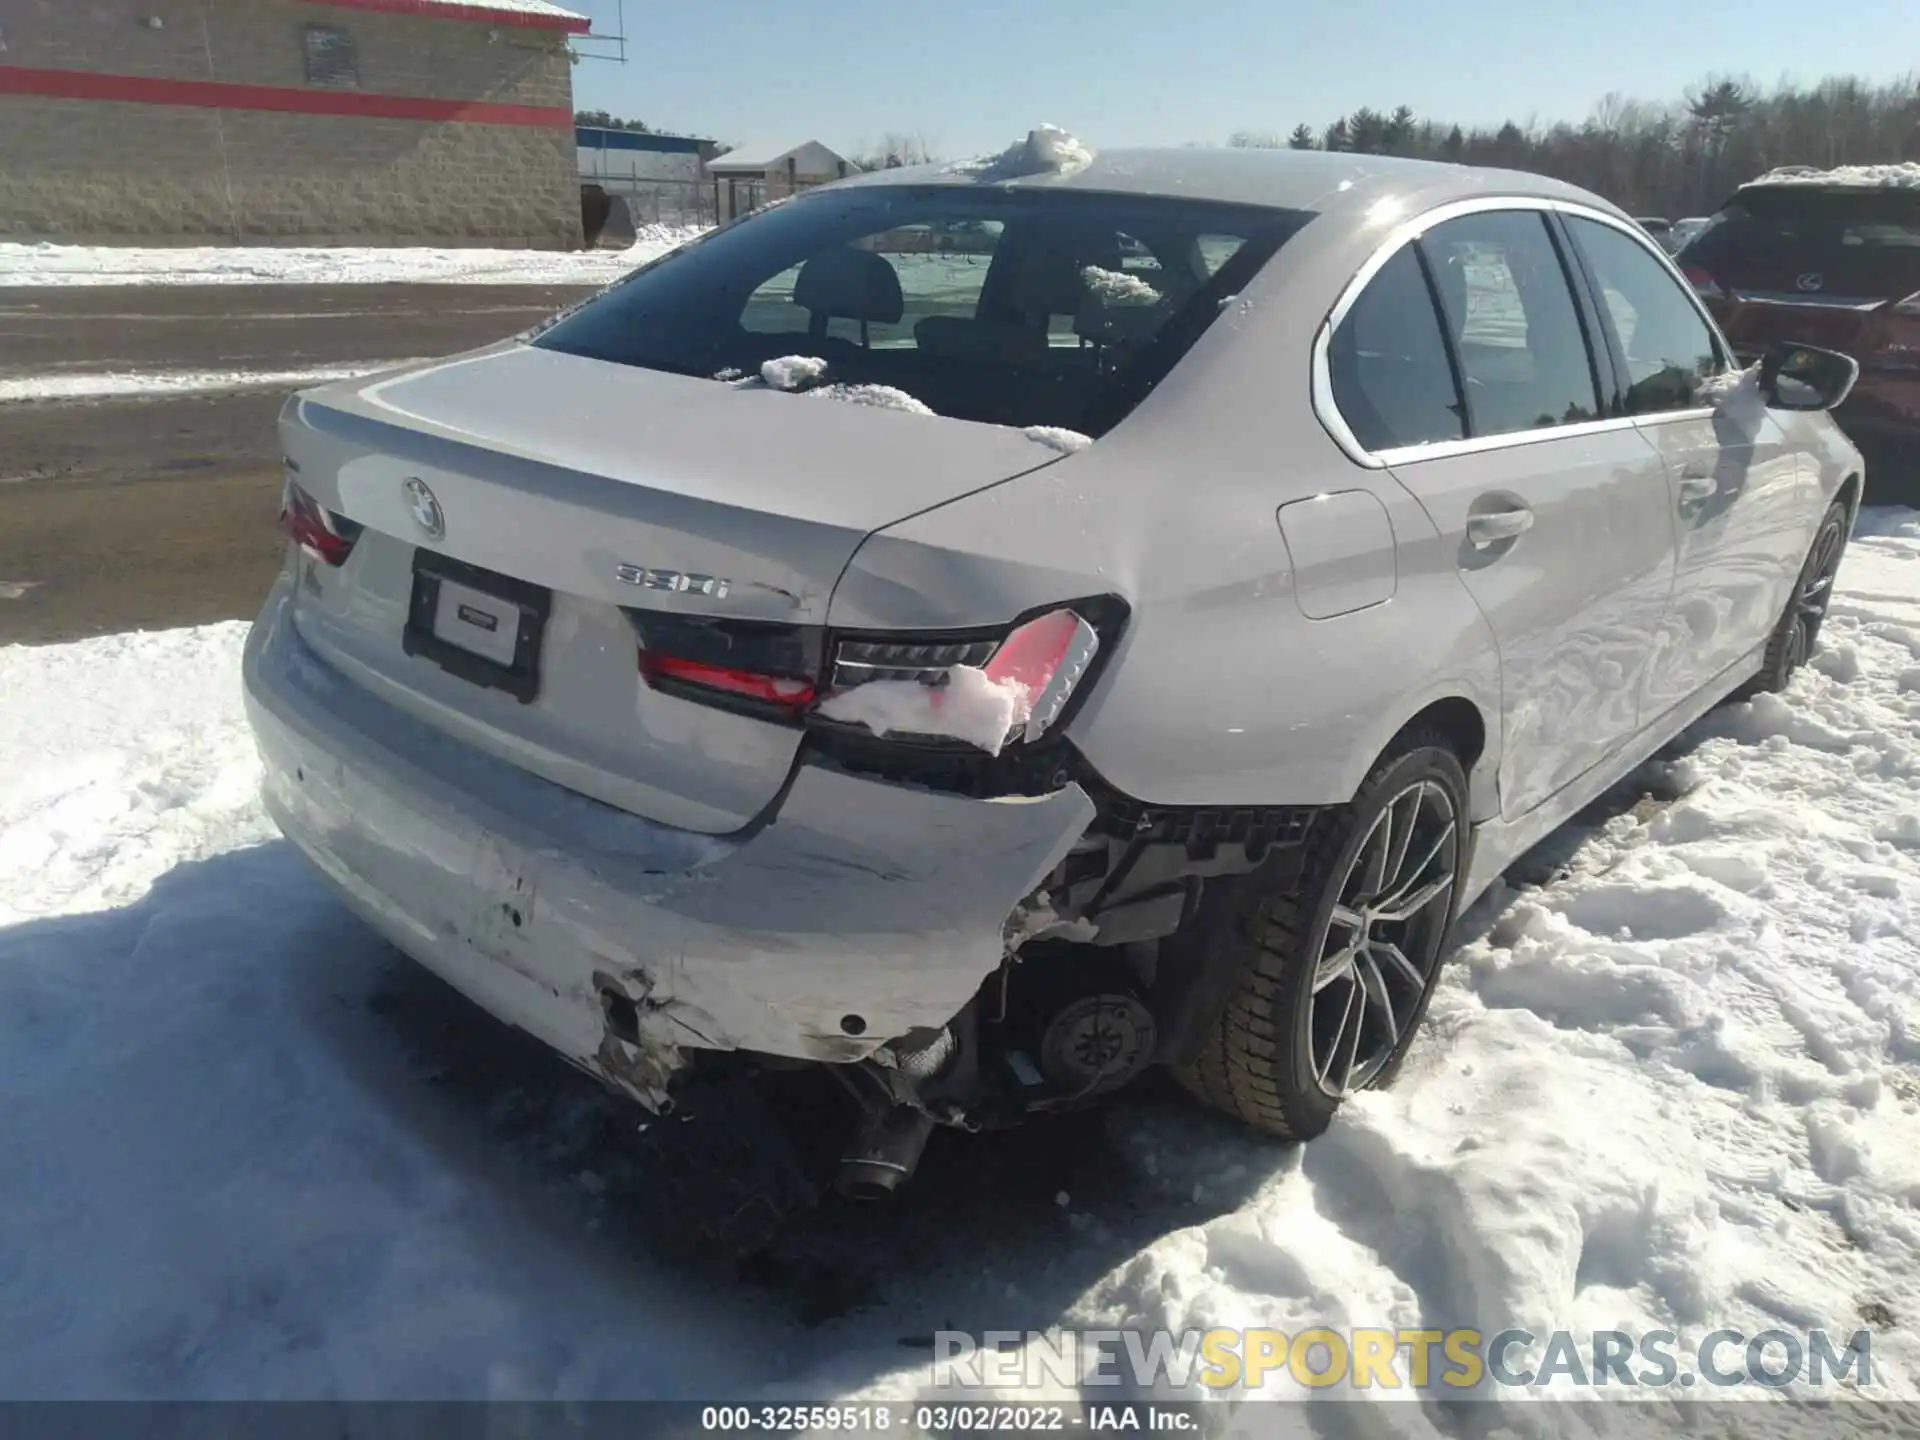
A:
[792, 246, 905, 348]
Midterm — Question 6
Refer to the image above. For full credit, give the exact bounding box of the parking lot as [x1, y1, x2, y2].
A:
[0, 283, 594, 644]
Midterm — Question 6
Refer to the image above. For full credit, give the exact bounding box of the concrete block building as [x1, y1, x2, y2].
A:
[0, 0, 589, 247]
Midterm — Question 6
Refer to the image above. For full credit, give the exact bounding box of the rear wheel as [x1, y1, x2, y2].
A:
[1744, 498, 1849, 696]
[1173, 733, 1468, 1140]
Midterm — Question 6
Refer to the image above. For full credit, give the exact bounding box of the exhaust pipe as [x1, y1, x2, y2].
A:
[836, 1103, 934, 1200]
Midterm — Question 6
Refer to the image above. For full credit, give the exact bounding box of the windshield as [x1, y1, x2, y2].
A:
[533, 185, 1309, 437]
[1681, 186, 1920, 298]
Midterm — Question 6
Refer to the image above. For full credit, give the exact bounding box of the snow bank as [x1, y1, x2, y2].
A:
[0, 359, 416, 405]
[817, 668, 1030, 754]
[0, 225, 706, 288]
[1746, 163, 1920, 191]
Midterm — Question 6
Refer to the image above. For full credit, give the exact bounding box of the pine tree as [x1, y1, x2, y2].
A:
[1384, 105, 1416, 154]
[1287, 123, 1318, 150]
[1349, 107, 1388, 154]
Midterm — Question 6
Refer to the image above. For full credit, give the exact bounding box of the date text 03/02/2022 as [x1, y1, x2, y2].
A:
[698, 1405, 1196, 1432]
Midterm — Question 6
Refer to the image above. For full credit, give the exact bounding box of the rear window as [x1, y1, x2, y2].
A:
[534, 186, 1308, 437]
[1682, 186, 1920, 299]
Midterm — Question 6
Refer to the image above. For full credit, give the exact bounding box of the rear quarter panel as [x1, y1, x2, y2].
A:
[832, 200, 1505, 816]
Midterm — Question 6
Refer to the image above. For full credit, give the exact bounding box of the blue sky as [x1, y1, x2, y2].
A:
[567, 0, 1919, 159]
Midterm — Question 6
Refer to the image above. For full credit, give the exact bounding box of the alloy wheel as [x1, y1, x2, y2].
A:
[1309, 779, 1460, 1098]
[1784, 518, 1845, 672]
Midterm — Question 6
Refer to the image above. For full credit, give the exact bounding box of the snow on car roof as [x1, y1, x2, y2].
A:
[1743, 162, 1920, 192]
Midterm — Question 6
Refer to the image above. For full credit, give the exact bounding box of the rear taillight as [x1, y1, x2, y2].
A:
[816, 604, 1112, 754]
[629, 598, 1124, 750]
[1682, 267, 1724, 300]
[279, 478, 362, 567]
[976, 608, 1100, 741]
[629, 611, 822, 718]
[639, 653, 816, 710]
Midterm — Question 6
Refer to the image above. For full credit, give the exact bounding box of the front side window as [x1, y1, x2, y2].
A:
[1328, 244, 1463, 451]
[534, 187, 1308, 436]
[1565, 216, 1721, 414]
[1419, 210, 1601, 437]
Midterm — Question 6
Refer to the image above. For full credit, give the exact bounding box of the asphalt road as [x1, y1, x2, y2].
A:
[0, 283, 595, 645]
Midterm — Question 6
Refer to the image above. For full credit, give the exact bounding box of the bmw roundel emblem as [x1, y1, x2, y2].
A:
[402, 477, 444, 539]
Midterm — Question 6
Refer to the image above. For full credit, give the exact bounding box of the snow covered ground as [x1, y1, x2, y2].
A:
[0, 360, 420, 405]
[0, 225, 705, 288]
[3, 516, 1919, 1419]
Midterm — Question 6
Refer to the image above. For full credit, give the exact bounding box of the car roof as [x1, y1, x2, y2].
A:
[827, 145, 1622, 223]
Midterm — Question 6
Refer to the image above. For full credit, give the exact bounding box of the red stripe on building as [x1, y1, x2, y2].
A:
[0, 67, 573, 127]
[304, 0, 592, 35]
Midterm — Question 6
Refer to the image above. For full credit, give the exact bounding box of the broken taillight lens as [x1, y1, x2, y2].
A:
[280, 479, 361, 567]
[818, 604, 1111, 750]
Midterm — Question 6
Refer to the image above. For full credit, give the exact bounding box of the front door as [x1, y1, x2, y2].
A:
[1559, 214, 1816, 712]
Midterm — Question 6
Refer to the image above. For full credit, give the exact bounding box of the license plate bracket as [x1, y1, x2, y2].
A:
[403, 550, 551, 704]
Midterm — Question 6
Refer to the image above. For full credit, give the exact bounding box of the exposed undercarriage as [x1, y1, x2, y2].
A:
[666, 727, 1327, 1199]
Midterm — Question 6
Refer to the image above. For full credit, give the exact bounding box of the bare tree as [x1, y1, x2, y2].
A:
[848, 132, 940, 171]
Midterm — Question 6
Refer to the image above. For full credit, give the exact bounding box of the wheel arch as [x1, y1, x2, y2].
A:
[1835, 470, 1863, 524]
[1361, 689, 1501, 825]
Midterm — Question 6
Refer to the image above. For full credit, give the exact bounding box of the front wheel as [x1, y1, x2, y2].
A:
[1744, 497, 1850, 696]
[1173, 733, 1468, 1141]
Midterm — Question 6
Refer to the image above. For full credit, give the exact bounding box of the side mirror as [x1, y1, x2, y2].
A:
[1761, 342, 1858, 412]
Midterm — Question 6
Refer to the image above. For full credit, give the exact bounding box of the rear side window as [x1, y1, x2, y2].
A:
[1564, 216, 1721, 414]
[1685, 187, 1920, 299]
[1329, 245, 1463, 450]
[535, 187, 1309, 437]
[1420, 211, 1602, 437]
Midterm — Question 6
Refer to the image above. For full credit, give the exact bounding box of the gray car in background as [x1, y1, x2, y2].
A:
[245, 138, 1863, 1199]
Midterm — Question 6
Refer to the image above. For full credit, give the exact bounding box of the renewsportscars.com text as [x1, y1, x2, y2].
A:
[934, 1327, 1875, 1392]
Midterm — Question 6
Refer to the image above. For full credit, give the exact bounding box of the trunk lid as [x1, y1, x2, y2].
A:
[281, 345, 1056, 833]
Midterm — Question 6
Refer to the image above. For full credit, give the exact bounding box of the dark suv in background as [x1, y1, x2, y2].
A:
[1679, 166, 1920, 501]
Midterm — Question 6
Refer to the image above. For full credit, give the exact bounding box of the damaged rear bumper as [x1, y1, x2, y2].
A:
[242, 580, 1095, 1103]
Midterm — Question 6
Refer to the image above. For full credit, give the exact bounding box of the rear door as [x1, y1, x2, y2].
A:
[1333, 207, 1677, 821]
[1562, 213, 1815, 711]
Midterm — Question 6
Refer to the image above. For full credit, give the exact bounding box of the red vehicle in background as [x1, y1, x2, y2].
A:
[1678, 165, 1920, 502]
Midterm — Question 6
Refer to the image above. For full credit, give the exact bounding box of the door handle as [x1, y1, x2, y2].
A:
[1465, 508, 1534, 548]
[1678, 470, 1717, 502]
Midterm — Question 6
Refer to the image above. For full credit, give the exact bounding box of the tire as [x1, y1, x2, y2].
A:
[1742, 497, 1850, 697]
[1173, 731, 1469, 1141]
